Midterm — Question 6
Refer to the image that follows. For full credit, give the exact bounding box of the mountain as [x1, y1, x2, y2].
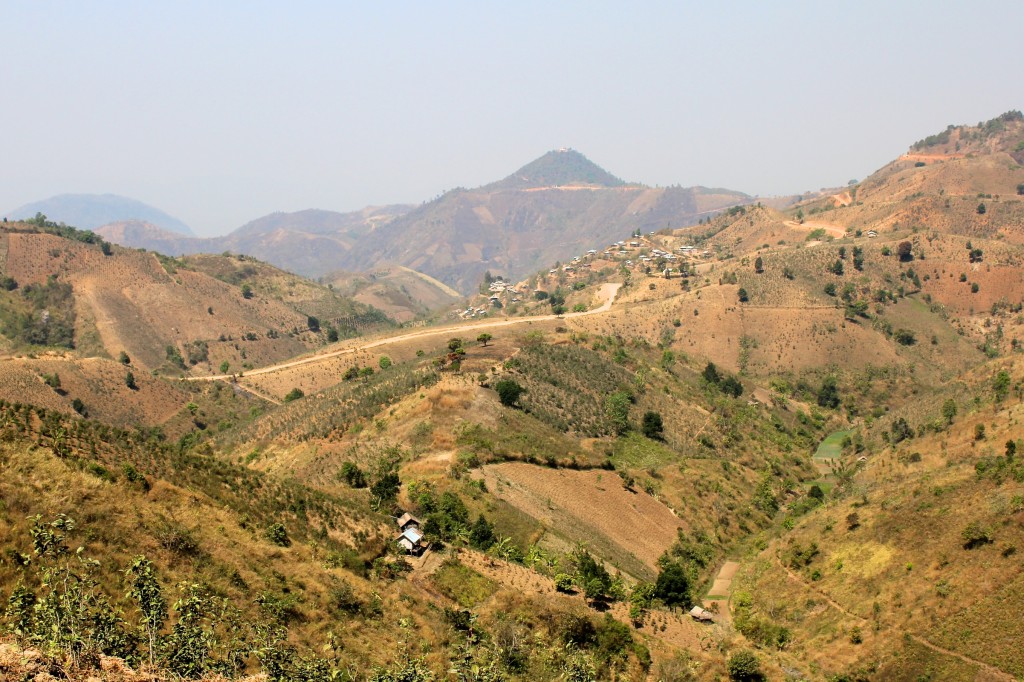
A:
[6, 193, 194, 235]
[484, 147, 629, 190]
[0, 219, 393, 374]
[98, 151, 753, 294]
[5, 114, 1024, 681]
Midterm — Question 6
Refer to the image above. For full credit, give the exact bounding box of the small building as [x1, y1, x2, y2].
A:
[689, 606, 715, 623]
[866, 230, 878, 238]
[395, 513, 428, 555]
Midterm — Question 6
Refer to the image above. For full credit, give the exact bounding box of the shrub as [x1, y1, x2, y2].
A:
[125, 372, 138, 390]
[266, 523, 291, 547]
[283, 388, 304, 402]
[737, 288, 749, 302]
[727, 649, 763, 681]
[977, 202, 987, 215]
[641, 411, 664, 440]
[494, 379, 525, 407]
[962, 521, 993, 549]
[339, 462, 366, 488]
[893, 329, 916, 345]
[897, 241, 913, 261]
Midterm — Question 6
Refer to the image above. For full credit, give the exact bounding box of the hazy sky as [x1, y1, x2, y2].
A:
[3, 1, 1022, 236]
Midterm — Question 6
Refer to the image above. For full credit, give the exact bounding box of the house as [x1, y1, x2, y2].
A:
[866, 230, 878, 238]
[689, 606, 715, 623]
[395, 513, 428, 555]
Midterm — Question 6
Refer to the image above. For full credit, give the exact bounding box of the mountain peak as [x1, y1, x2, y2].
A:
[6, 193, 194, 236]
[487, 148, 627, 190]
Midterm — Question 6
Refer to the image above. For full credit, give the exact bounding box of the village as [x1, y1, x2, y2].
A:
[453, 231, 713, 320]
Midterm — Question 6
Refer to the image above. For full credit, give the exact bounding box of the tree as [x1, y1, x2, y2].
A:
[283, 387, 304, 402]
[306, 316, 320, 332]
[737, 287, 749, 302]
[893, 329, 916, 345]
[125, 556, 166, 668]
[817, 376, 840, 409]
[993, 370, 1011, 402]
[266, 523, 290, 547]
[447, 337, 464, 352]
[378, 356, 392, 369]
[977, 202, 987, 215]
[829, 259, 844, 276]
[653, 561, 690, 608]
[897, 241, 913, 262]
[469, 515, 495, 550]
[702, 362, 721, 385]
[477, 333, 492, 347]
[340, 462, 366, 488]
[823, 282, 836, 297]
[727, 649, 763, 681]
[641, 411, 664, 440]
[942, 398, 958, 425]
[125, 372, 138, 390]
[1017, 182, 1024, 196]
[118, 350, 131, 365]
[754, 256, 763, 273]
[241, 284, 253, 299]
[605, 391, 632, 435]
[495, 379, 525, 407]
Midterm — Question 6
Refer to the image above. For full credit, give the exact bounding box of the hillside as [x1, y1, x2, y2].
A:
[0, 219, 393, 384]
[2, 112, 1024, 681]
[98, 151, 752, 294]
[7, 193, 194, 235]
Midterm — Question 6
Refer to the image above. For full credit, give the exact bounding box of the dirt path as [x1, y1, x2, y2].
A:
[185, 283, 622, 382]
[705, 560, 739, 623]
[773, 554, 1014, 681]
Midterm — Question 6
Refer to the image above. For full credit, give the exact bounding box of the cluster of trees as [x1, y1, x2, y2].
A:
[0, 275, 77, 348]
[3, 515, 343, 680]
[703, 362, 743, 398]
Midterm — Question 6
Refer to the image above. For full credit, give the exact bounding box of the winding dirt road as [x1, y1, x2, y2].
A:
[186, 282, 622, 382]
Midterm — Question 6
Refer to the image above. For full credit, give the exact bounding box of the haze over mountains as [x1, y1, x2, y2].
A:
[6, 193, 195, 236]
[82, 149, 752, 293]
[2, 111, 1024, 681]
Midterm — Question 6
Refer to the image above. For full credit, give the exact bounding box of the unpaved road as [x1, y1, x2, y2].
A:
[186, 282, 622, 382]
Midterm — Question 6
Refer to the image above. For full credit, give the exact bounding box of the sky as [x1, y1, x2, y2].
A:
[2, 1, 1022, 237]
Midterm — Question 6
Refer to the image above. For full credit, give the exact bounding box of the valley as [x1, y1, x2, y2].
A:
[0, 112, 1023, 682]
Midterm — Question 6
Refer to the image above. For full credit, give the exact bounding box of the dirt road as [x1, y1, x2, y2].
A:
[186, 282, 622, 382]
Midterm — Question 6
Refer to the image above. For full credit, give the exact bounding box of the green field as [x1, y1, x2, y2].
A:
[813, 430, 850, 460]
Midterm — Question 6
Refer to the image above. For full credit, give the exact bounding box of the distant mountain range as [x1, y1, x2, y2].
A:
[5, 193, 194, 236]
[89, 150, 752, 294]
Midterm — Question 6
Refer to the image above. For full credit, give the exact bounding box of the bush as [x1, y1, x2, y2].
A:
[641, 411, 664, 440]
[897, 241, 913, 261]
[962, 521, 993, 549]
[283, 388, 304, 402]
[125, 372, 138, 390]
[266, 523, 291, 547]
[494, 379, 525, 407]
[339, 462, 367, 488]
[737, 288, 749, 302]
[727, 649, 763, 681]
[893, 329, 916, 346]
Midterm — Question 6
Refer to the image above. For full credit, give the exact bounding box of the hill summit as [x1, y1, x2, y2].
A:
[6, 193, 194, 236]
[487, 148, 628, 190]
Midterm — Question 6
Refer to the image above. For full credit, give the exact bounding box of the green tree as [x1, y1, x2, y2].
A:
[266, 523, 290, 547]
[702, 362, 721, 385]
[283, 388, 304, 402]
[125, 372, 138, 390]
[125, 556, 166, 668]
[977, 202, 987, 215]
[641, 411, 664, 440]
[605, 391, 632, 435]
[653, 561, 691, 608]
[118, 350, 131, 364]
[737, 287, 749, 302]
[754, 256, 763, 273]
[378, 355, 392, 369]
[727, 649, 763, 681]
[942, 398, 958, 424]
[477, 332, 493, 347]
[306, 315, 320, 332]
[817, 376, 840, 408]
[993, 370, 1011, 402]
[241, 283, 253, 299]
[469, 515, 496, 550]
[340, 461, 367, 488]
[495, 379, 525, 407]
